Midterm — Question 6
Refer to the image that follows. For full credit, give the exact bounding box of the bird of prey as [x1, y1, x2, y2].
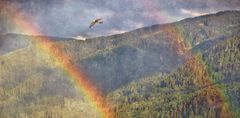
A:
[89, 18, 103, 28]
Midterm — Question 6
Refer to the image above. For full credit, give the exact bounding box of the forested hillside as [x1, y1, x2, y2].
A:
[108, 37, 240, 118]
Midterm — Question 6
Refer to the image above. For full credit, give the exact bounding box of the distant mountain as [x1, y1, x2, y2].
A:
[0, 33, 29, 55]
[0, 10, 240, 117]
[0, 33, 75, 55]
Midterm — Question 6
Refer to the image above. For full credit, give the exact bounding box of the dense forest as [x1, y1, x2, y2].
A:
[108, 37, 240, 118]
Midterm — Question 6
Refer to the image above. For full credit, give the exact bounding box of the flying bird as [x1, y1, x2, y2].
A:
[89, 18, 103, 28]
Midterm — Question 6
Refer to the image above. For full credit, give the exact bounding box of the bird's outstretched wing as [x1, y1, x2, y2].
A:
[89, 21, 97, 28]
[96, 18, 102, 21]
[89, 18, 103, 28]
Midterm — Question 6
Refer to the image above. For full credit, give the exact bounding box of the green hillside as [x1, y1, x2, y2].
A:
[108, 37, 240, 118]
[0, 45, 101, 118]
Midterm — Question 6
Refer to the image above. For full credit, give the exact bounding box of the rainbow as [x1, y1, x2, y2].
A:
[4, 4, 113, 118]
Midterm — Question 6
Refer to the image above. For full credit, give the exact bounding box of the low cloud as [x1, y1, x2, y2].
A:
[73, 35, 86, 41]
[106, 29, 127, 35]
[180, 8, 209, 17]
[134, 22, 145, 29]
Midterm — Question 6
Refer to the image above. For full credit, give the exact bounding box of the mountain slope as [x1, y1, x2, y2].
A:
[0, 45, 101, 118]
[107, 37, 240, 118]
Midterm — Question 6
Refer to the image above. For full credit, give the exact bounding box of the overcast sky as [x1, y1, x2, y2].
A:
[1, 0, 240, 38]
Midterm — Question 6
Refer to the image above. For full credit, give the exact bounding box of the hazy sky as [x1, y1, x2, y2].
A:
[1, 0, 240, 38]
